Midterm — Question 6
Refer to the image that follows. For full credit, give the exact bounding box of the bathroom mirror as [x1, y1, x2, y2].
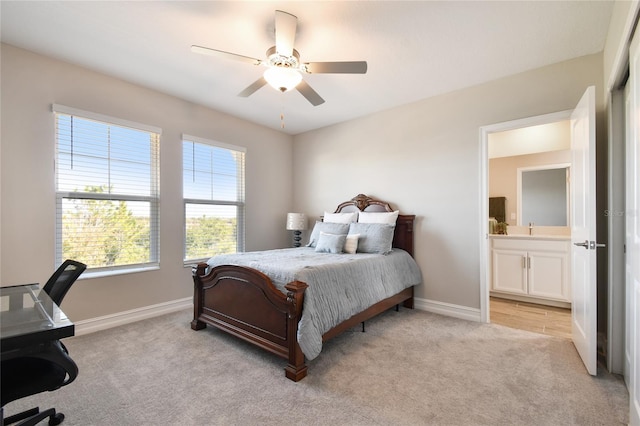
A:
[517, 164, 570, 226]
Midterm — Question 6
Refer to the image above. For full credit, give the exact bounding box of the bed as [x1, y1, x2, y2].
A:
[191, 194, 422, 381]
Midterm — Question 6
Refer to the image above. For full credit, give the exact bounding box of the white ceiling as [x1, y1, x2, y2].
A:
[0, 1, 614, 135]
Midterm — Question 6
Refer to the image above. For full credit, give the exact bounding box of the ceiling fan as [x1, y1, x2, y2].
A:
[191, 10, 368, 106]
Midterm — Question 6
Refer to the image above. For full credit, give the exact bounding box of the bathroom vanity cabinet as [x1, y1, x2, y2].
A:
[490, 235, 571, 305]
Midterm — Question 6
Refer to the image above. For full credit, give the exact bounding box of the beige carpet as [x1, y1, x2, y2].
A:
[5, 308, 629, 425]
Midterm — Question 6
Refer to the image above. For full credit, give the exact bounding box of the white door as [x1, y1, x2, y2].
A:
[570, 85, 598, 376]
[627, 27, 640, 426]
[624, 80, 632, 396]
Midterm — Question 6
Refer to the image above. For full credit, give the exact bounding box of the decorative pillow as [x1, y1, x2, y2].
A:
[344, 233, 360, 254]
[315, 232, 347, 254]
[323, 211, 358, 223]
[348, 222, 395, 254]
[307, 221, 350, 247]
[358, 210, 399, 224]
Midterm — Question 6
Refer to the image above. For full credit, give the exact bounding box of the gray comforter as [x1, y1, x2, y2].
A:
[206, 247, 422, 359]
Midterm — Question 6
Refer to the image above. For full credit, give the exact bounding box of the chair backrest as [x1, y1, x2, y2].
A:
[42, 260, 86, 306]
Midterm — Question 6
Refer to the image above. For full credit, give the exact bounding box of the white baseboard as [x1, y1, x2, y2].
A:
[414, 297, 482, 322]
[74, 297, 192, 336]
[73, 296, 480, 337]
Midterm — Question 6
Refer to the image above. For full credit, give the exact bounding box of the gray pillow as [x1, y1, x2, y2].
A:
[307, 221, 350, 247]
[315, 232, 347, 254]
[348, 222, 395, 254]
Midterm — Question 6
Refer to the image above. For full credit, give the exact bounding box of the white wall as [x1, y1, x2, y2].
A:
[0, 44, 293, 321]
[293, 53, 604, 310]
[0, 45, 610, 321]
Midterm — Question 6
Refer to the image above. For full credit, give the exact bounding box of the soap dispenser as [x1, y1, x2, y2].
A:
[489, 217, 497, 234]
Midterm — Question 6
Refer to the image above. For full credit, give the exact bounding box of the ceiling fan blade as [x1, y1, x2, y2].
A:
[238, 77, 268, 97]
[304, 61, 368, 74]
[275, 10, 297, 57]
[296, 80, 325, 106]
[191, 45, 262, 66]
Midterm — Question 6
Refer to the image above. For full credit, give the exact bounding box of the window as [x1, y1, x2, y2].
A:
[54, 104, 160, 273]
[183, 135, 245, 262]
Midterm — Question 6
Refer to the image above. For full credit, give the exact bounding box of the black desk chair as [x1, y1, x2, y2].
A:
[1, 260, 86, 426]
[1, 342, 79, 426]
[43, 260, 87, 307]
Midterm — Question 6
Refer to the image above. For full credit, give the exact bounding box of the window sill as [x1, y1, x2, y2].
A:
[81, 264, 160, 280]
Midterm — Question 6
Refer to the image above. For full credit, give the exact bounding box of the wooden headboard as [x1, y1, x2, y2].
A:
[334, 194, 415, 257]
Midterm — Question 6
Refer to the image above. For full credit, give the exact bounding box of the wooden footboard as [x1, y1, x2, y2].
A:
[191, 263, 309, 381]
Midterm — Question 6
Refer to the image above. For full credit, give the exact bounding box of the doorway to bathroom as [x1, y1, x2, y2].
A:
[483, 116, 573, 339]
[480, 87, 598, 375]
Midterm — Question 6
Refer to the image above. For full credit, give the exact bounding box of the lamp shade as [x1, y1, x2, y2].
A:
[286, 213, 307, 231]
[264, 67, 302, 92]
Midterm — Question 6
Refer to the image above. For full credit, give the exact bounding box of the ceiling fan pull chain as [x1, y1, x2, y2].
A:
[280, 91, 286, 129]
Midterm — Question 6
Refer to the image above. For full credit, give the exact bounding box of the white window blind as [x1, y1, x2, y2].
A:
[54, 105, 160, 272]
[183, 135, 245, 262]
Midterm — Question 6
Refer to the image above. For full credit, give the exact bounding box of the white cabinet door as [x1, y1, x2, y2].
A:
[491, 238, 571, 303]
[528, 250, 570, 301]
[492, 249, 527, 295]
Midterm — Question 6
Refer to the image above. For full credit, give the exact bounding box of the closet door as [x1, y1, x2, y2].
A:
[627, 25, 640, 426]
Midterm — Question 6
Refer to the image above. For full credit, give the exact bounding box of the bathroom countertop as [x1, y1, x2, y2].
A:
[489, 234, 571, 241]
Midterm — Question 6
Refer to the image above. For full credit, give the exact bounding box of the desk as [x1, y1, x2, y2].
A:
[0, 284, 74, 360]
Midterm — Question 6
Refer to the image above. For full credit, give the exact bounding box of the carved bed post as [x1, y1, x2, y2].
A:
[284, 280, 309, 381]
[191, 262, 208, 331]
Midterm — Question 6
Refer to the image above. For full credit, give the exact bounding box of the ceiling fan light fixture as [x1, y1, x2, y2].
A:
[192, 11, 364, 106]
[264, 66, 302, 92]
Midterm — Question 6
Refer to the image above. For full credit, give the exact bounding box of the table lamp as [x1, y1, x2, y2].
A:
[286, 213, 307, 247]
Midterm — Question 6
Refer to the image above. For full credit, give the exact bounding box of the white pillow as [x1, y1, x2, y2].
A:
[324, 211, 358, 223]
[358, 210, 399, 224]
[344, 233, 360, 254]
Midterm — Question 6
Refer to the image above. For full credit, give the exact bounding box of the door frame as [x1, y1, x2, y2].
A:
[479, 110, 572, 323]
[608, 88, 626, 375]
